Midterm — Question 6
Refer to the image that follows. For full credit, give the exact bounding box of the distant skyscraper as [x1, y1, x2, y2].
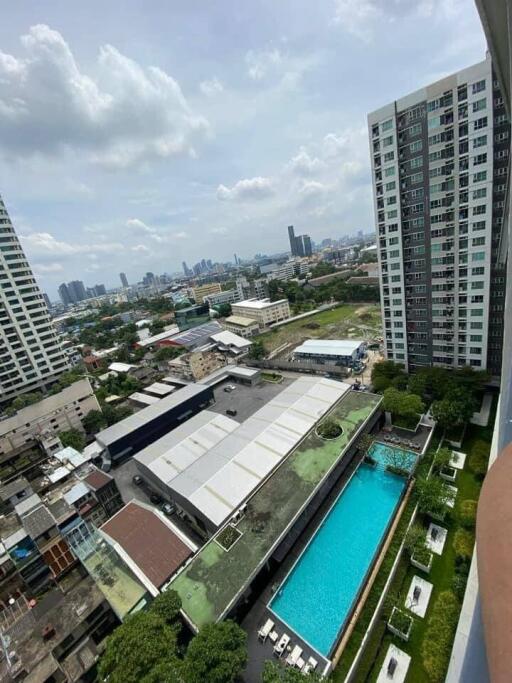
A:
[234, 253, 238, 265]
[369, 55, 509, 374]
[182, 261, 190, 277]
[120, 272, 129, 288]
[287, 225, 312, 257]
[302, 235, 312, 257]
[0, 195, 70, 402]
[58, 283, 71, 306]
[288, 225, 298, 256]
[42, 292, 51, 309]
[94, 284, 106, 296]
[67, 280, 87, 303]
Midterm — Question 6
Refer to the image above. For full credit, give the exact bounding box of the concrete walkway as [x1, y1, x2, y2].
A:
[470, 392, 493, 427]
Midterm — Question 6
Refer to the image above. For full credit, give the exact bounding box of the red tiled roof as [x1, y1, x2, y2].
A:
[83, 469, 112, 491]
[100, 501, 193, 588]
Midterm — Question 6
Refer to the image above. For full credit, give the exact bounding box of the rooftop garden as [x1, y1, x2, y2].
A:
[170, 390, 381, 627]
[332, 397, 495, 683]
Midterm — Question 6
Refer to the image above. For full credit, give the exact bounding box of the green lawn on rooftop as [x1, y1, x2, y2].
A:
[170, 390, 381, 628]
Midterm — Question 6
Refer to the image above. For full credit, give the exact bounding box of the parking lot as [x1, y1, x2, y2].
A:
[209, 377, 294, 423]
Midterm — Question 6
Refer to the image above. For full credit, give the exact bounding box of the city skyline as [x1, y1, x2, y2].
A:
[0, 2, 486, 297]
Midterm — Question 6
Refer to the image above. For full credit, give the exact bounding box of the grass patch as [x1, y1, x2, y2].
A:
[392, 414, 420, 431]
[260, 372, 283, 383]
[216, 525, 242, 551]
[255, 304, 382, 353]
[334, 399, 495, 683]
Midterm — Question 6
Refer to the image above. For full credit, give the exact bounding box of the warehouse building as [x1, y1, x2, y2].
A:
[293, 339, 367, 367]
[94, 384, 214, 465]
[134, 377, 348, 537]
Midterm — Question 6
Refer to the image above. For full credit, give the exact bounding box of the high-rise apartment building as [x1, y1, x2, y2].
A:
[287, 225, 312, 258]
[0, 195, 70, 402]
[119, 272, 129, 288]
[368, 55, 510, 374]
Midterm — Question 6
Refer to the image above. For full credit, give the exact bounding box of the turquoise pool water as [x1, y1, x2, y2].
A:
[370, 441, 418, 472]
[270, 465, 405, 656]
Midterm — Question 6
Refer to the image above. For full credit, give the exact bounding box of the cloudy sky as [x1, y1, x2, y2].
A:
[1, 0, 486, 297]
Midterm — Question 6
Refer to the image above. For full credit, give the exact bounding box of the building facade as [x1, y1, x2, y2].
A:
[191, 282, 222, 303]
[0, 379, 100, 460]
[0, 196, 70, 403]
[231, 298, 291, 327]
[119, 272, 128, 288]
[368, 56, 510, 374]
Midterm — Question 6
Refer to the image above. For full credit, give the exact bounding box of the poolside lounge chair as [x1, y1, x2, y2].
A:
[285, 645, 303, 667]
[387, 656, 397, 677]
[297, 657, 305, 670]
[273, 633, 290, 657]
[413, 585, 422, 603]
[303, 656, 318, 674]
[258, 618, 274, 642]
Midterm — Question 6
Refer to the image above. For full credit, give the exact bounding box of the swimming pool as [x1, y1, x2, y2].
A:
[269, 465, 405, 656]
[370, 441, 418, 473]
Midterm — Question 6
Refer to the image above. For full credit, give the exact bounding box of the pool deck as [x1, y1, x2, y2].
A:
[241, 452, 364, 681]
[376, 423, 432, 453]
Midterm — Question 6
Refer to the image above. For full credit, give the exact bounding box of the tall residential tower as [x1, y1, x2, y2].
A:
[368, 55, 509, 375]
[0, 195, 70, 402]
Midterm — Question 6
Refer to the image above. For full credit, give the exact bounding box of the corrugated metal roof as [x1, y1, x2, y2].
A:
[96, 384, 211, 447]
[138, 377, 349, 527]
[294, 338, 365, 356]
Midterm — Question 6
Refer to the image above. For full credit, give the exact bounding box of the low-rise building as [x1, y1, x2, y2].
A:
[210, 330, 252, 355]
[223, 315, 260, 338]
[231, 298, 290, 327]
[204, 288, 240, 307]
[168, 350, 225, 381]
[191, 282, 222, 303]
[0, 575, 119, 683]
[99, 500, 197, 596]
[0, 379, 100, 460]
[293, 339, 366, 367]
[94, 384, 214, 465]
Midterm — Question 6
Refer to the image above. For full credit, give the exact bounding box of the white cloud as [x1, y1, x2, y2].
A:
[245, 48, 282, 80]
[210, 226, 228, 235]
[131, 244, 150, 253]
[286, 147, 326, 176]
[20, 231, 123, 256]
[332, 0, 466, 42]
[199, 77, 224, 96]
[173, 231, 189, 239]
[126, 218, 163, 242]
[33, 262, 64, 273]
[0, 24, 209, 167]
[216, 177, 275, 201]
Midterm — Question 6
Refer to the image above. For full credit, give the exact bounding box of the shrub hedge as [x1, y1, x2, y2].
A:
[421, 590, 460, 682]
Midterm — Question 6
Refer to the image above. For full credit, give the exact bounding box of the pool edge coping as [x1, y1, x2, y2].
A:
[267, 459, 408, 660]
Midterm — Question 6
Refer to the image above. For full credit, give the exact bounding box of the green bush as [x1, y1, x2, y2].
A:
[468, 441, 489, 477]
[458, 499, 477, 529]
[421, 590, 460, 682]
[317, 418, 342, 439]
[453, 529, 475, 559]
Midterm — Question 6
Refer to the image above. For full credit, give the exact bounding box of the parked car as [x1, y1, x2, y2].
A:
[150, 493, 163, 505]
[132, 475, 143, 486]
[161, 502, 175, 516]
[226, 408, 238, 416]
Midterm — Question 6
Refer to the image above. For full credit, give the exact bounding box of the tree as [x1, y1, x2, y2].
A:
[102, 404, 132, 426]
[317, 418, 342, 439]
[216, 303, 232, 317]
[149, 319, 165, 336]
[431, 389, 476, 429]
[248, 340, 266, 360]
[382, 388, 424, 419]
[82, 409, 107, 434]
[262, 661, 323, 682]
[404, 523, 427, 557]
[414, 475, 452, 517]
[371, 360, 406, 393]
[98, 611, 178, 683]
[357, 433, 374, 456]
[59, 428, 85, 452]
[150, 590, 182, 625]
[184, 621, 247, 683]
[155, 346, 185, 362]
[433, 447, 452, 473]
